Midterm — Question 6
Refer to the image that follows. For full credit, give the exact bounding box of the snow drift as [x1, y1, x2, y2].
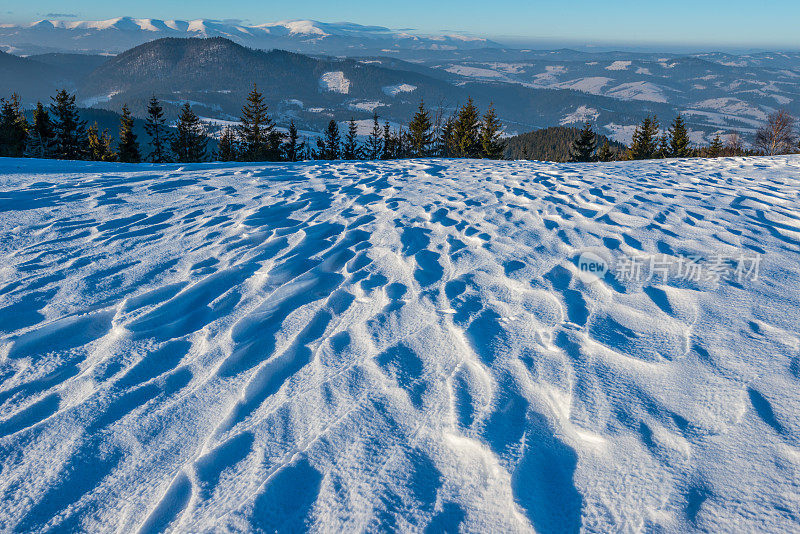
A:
[0, 156, 799, 532]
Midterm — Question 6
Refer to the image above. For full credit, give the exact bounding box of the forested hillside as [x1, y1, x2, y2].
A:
[505, 126, 626, 161]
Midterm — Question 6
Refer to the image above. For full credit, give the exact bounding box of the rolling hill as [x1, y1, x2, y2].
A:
[1, 33, 797, 144]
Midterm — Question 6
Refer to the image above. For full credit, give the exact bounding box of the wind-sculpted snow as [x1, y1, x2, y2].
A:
[1, 156, 799, 532]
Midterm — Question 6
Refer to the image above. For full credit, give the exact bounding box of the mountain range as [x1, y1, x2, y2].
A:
[0, 37, 679, 140]
[1, 19, 799, 144]
[0, 18, 498, 56]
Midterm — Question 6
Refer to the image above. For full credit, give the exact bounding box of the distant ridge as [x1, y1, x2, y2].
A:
[0, 17, 500, 55]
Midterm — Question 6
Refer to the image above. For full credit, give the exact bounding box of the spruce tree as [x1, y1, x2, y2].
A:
[0, 93, 28, 157]
[298, 137, 312, 161]
[706, 134, 724, 158]
[117, 105, 141, 163]
[381, 120, 393, 159]
[87, 122, 117, 161]
[596, 142, 614, 162]
[171, 103, 208, 163]
[270, 130, 286, 162]
[667, 115, 691, 158]
[395, 127, 410, 159]
[315, 137, 326, 160]
[657, 133, 669, 159]
[366, 112, 383, 160]
[50, 89, 86, 160]
[25, 102, 56, 158]
[144, 95, 171, 163]
[408, 100, 433, 157]
[322, 120, 341, 160]
[435, 115, 455, 158]
[568, 122, 597, 162]
[283, 120, 304, 162]
[216, 126, 238, 161]
[480, 104, 506, 159]
[627, 116, 660, 160]
[452, 97, 481, 158]
[238, 84, 275, 161]
[342, 118, 360, 159]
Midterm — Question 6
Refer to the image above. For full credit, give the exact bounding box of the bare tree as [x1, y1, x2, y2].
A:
[725, 131, 744, 156]
[755, 110, 796, 155]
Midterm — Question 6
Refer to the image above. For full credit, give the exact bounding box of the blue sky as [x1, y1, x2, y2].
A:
[5, 0, 800, 49]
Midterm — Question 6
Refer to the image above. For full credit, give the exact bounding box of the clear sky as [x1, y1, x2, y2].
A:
[4, 0, 800, 49]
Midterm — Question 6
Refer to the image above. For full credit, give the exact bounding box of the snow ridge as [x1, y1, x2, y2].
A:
[0, 157, 799, 532]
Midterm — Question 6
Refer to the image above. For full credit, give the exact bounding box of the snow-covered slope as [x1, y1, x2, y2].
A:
[1, 156, 799, 532]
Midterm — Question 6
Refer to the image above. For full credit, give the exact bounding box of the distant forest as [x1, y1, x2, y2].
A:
[504, 127, 626, 162]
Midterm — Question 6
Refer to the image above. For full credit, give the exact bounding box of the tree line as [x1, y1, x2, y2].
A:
[0, 85, 505, 163]
[564, 110, 800, 163]
[0, 89, 208, 163]
[216, 87, 506, 162]
[2, 85, 799, 163]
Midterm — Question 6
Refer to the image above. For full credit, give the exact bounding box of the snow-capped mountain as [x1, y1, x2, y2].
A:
[0, 17, 499, 55]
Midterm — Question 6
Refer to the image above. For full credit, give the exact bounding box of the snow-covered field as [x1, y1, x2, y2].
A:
[1, 156, 799, 532]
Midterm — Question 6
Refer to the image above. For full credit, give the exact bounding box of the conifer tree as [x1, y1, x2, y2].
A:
[144, 95, 171, 163]
[568, 121, 597, 162]
[292, 137, 305, 161]
[667, 114, 691, 158]
[269, 130, 286, 161]
[568, 122, 597, 162]
[117, 105, 141, 163]
[657, 133, 669, 159]
[342, 118, 360, 159]
[396, 127, 410, 159]
[171, 103, 208, 163]
[706, 134, 724, 158]
[50, 89, 86, 160]
[381, 120, 393, 160]
[314, 137, 326, 160]
[216, 126, 238, 161]
[408, 100, 433, 157]
[596, 142, 614, 162]
[480, 104, 506, 159]
[0, 93, 28, 157]
[627, 116, 660, 160]
[25, 102, 56, 158]
[452, 97, 481, 158]
[87, 122, 117, 161]
[305, 138, 317, 159]
[366, 112, 383, 160]
[395, 127, 410, 159]
[283, 120, 304, 162]
[238, 84, 274, 161]
[435, 115, 455, 158]
[322, 119, 341, 160]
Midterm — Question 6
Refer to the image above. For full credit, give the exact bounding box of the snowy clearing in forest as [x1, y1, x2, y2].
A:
[318, 71, 350, 94]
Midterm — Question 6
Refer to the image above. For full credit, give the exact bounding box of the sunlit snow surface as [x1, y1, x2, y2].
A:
[1, 157, 799, 532]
